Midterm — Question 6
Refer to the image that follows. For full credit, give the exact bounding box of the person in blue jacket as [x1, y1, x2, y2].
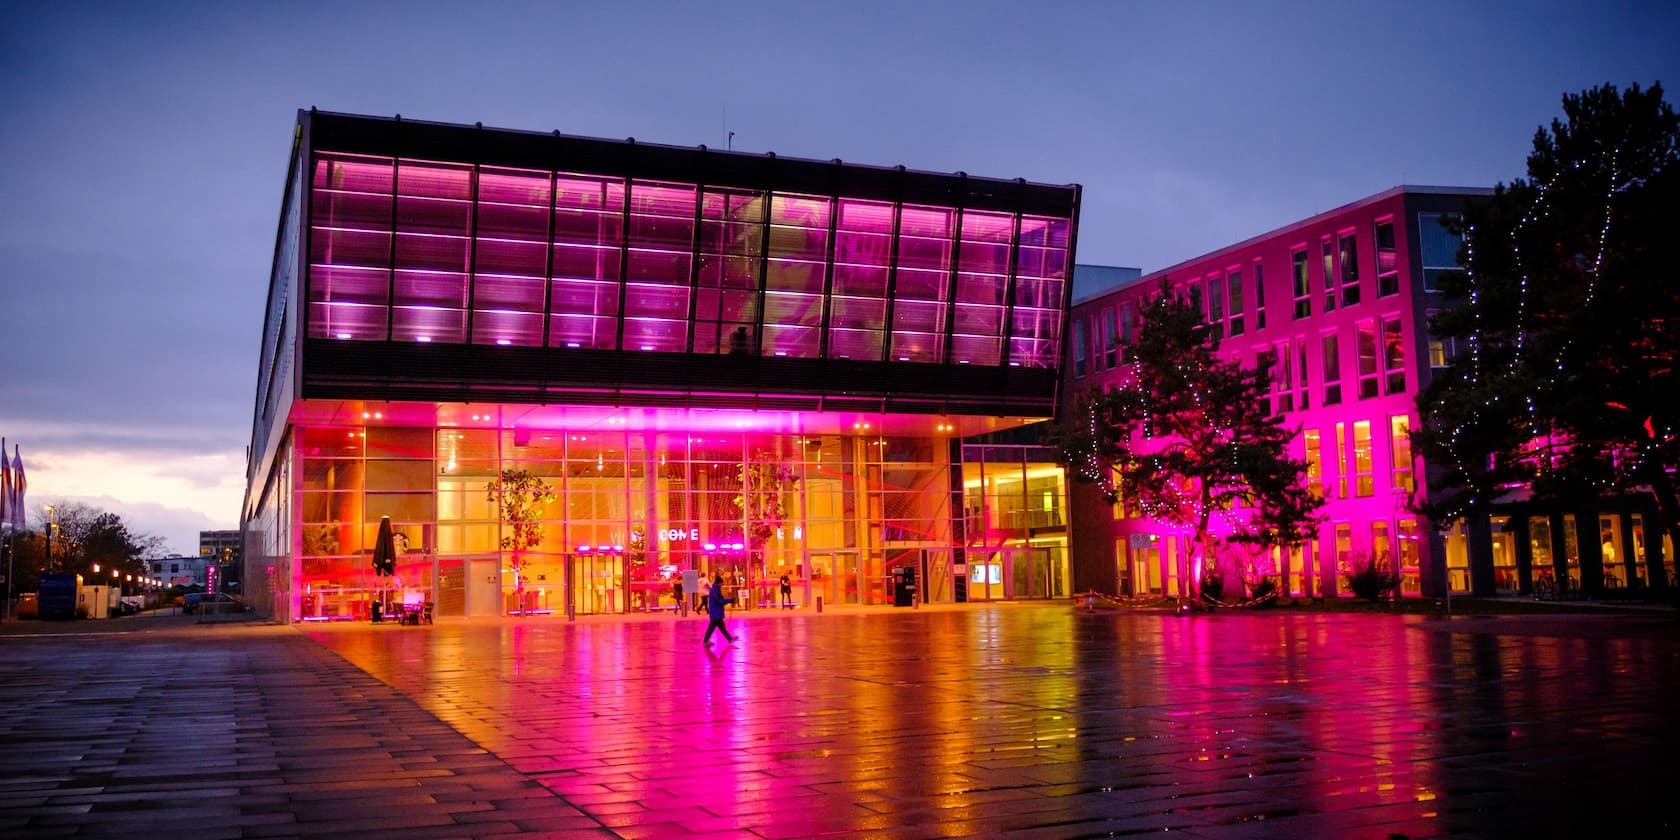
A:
[703, 574, 736, 645]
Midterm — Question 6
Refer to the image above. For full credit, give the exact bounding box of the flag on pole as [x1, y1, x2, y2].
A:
[9, 445, 24, 530]
[0, 437, 10, 527]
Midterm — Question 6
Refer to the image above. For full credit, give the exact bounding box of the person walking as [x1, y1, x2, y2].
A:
[779, 573, 793, 609]
[703, 575, 736, 645]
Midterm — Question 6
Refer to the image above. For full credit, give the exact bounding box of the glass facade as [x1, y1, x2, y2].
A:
[270, 418, 1065, 621]
[306, 152, 1071, 367]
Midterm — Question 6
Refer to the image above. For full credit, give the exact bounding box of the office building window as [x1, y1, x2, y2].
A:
[1072, 319, 1087, 378]
[1257, 347, 1279, 414]
[1321, 238, 1337, 312]
[1334, 422, 1349, 499]
[1254, 262, 1266, 330]
[1418, 212, 1463, 292]
[1375, 219, 1399, 297]
[1339, 232, 1360, 307]
[1295, 339, 1310, 411]
[1226, 269, 1245, 336]
[1383, 315, 1406, 393]
[1304, 428, 1323, 498]
[1352, 419, 1373, 497]
[1206, 276, 1225, 341]
[1102, 308, 1119, 368]
[1356, 321, 1379, 398]
[1119, 304, 1133, 346]
[1321, 331, 1342, 406]
[1274, 341, 1295, 412]
[1292, 249, 1310, 319]
[1390, 415, 1414, 492]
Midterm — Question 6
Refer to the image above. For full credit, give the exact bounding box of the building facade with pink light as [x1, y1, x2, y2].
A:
[1063, 185, 1675, 601]
[242, 110, 1081, 622]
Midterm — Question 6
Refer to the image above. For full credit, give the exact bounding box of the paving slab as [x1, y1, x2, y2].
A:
[4, 606, 1680, 837]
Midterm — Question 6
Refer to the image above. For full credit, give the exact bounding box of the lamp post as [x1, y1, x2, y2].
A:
[1, 521, 11, 622]
[43, 505, 56, 573]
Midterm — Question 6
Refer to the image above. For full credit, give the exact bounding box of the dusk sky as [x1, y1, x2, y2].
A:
[2, 1, 1677, 554]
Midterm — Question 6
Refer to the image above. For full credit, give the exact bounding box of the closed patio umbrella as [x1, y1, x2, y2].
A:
[371, 516, 396, 621]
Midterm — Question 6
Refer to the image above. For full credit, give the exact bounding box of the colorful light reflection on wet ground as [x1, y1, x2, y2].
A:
[301, 606, 1680, 837]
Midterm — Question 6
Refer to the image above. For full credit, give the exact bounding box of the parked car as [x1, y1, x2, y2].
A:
[183, 592, 246, 614]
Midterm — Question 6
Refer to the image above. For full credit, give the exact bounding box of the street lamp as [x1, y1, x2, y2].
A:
[43, 505, 57, 572]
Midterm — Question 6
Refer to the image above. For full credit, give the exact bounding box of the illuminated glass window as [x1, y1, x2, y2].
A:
[1254, 261, 1267, 330]
[1117, 305, 1131, 350]
[1304, 428, 1323, 498]
[393, 159, 474, 344]
[1274, 342, 1294, 413]
[1321, 238, 1336, 312]
[1356, 321, 1379, 398]
[1390, 415, 1413, 492]
[1291, 249, 1310, 319]
[1383, 315, 1407, 393]
[1334, 422, 1348, 499]
[1322, 332, 1342, 406]
[1375, 219, 1399, 297]
[550, 174, 626, 349]
[696, 187, 766, 355]
[1257, 348, 1279, 414]
[1371, 520, 1390, 573]
[1352, 420, 1373, 497]
[764, 192, 832, 358]
[472, 166, 551, 348]
[830, 197, 893, 360]
[1339, 231, 1360, 307]
[949, 209, 1012, 366]
[1397, 518, 1420, 595]
[1206, 276, 1224, 341]
[1226, 269, 1244, 336]
[1295, 339, 1310, 411]
[1010, 215, 1070, 367]
[309, 152, 394, 341]
[892, 204, 952, 363]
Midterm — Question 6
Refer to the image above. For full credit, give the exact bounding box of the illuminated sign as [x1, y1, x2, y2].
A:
[661, 528, 700, 544]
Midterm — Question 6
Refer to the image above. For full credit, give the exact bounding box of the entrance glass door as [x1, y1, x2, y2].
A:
[808, 550, 862, 605]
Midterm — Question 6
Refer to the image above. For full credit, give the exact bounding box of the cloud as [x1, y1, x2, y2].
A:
[18, 446, 243, 555]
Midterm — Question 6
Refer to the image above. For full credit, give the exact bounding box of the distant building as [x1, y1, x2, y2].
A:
[199, 530, 241, 585]
[149, 554, 210, 588]
[1058, 186, 1629, 601]
[1070, 264, 1140, 305]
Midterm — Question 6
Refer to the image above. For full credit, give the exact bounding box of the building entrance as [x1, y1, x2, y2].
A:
[808, 550, 863, 606]
[467, 558, 501, 618]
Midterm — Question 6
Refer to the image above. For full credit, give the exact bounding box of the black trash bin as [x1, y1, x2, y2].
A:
[892, 566, 917, 607]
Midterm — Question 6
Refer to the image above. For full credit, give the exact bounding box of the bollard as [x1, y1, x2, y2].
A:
[1085, 591, 1096, 613]
[816, 595, 823, 613]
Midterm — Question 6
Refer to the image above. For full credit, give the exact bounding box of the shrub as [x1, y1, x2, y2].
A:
[1200, 572, 1224, 606]
[1250, 578, 1278, 606]
[1348, 560, 1400, 602]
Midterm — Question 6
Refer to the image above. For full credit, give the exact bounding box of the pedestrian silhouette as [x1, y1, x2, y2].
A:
[703, 574, 736, 644]
[728, 326, 750, 355]
[780, 573, 793, 609]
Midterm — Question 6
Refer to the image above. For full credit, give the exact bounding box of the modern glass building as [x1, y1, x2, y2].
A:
[242, 110, 1080, 622]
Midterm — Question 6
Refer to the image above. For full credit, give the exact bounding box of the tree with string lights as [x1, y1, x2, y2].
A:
[1059, 282, 1323, 604]
[1417, 83, 1680, 591]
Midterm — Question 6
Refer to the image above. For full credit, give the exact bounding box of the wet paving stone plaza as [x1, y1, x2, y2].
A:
[3, 604, 1678, 838]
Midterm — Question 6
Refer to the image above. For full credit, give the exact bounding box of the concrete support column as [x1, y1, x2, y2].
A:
[1513, 514, 1534, 595]
[1468, 514, 1496, 596]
